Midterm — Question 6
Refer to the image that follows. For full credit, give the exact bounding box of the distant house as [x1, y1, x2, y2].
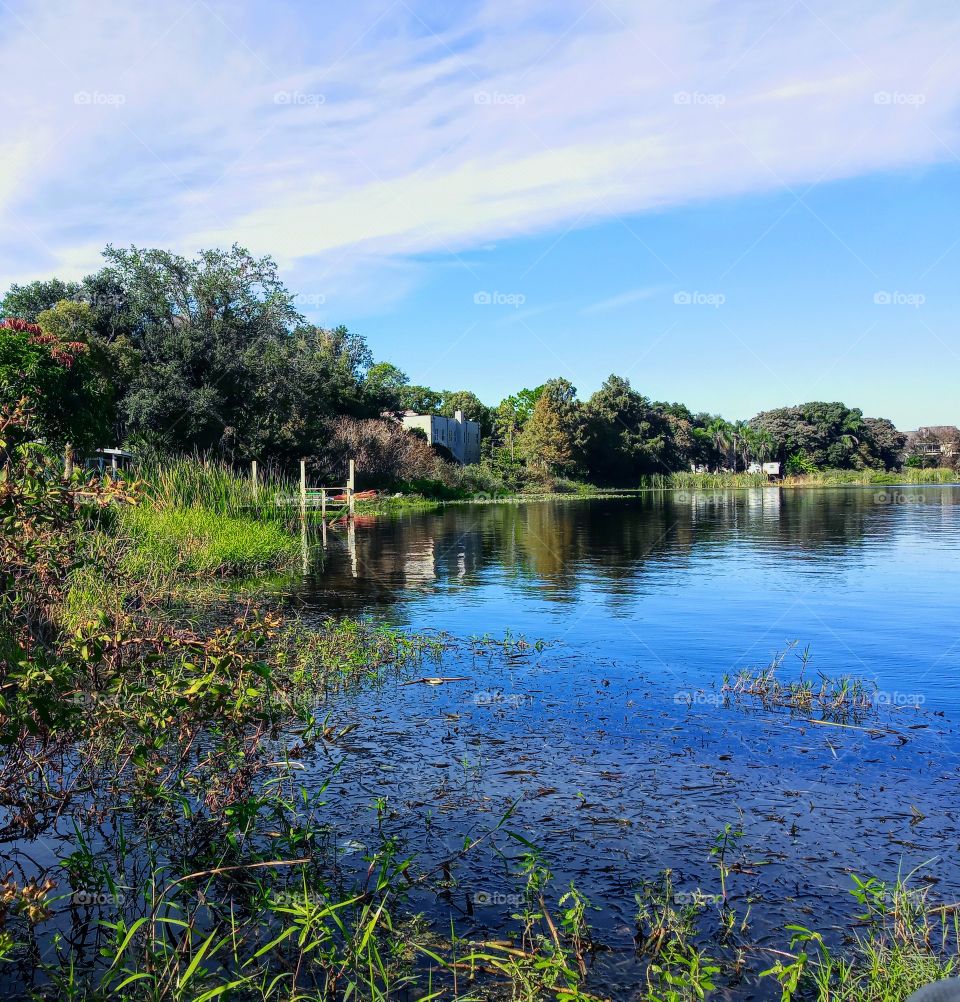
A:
[83, 447, 134, 474]
[396, 409, 481, 464]
[747, 461, 782, 480]
[905, 426, 960, 465]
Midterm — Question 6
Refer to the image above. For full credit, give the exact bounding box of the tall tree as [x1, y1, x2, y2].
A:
[750, 402, 897, 470]
[364, 362, 409, 414]
[440, 390, 493, 439]
[520, 378, 585, 474]
[0, 308, 113, 453]
[95, 244, 302, 455]
[1, 278, 83, 323]
[585, 375, 689, 483]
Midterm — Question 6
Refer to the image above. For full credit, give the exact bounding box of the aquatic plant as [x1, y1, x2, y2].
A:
[119, 503, 299, 577]
[722, 644, 876, 715]
[762, 869, 960, 1001]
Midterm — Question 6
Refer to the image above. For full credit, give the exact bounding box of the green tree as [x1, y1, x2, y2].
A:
[243, 324, 373, 459]
[364, 362, 409, 414]
[94, 244, 303, 456]
[1, 278, 83, 323]
[440, 390, 493, 439]
[0, 308, 112, 453]
[750, 402, 900, 470]
[584, 375, 689, 483]
[520, 378, 585, 474]
[399, 385, 445, 414]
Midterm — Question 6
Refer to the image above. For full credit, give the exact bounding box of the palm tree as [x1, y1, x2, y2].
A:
[731, 420, 750, 471]
[707, 418, 733, 471]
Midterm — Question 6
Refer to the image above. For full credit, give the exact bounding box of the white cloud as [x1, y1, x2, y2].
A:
[1, 0, 958, 301]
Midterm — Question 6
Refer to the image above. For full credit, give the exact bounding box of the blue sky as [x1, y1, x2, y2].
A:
[1, 0, 958, 427]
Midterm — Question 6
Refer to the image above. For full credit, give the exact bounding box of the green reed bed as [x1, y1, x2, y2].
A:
[657, 468, 956, 491]
[135, 456, 298, 519]
[119, 504, 299, 577]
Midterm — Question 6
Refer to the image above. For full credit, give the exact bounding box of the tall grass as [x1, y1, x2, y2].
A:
[651, 468, 956, 491]
[134, 456, 298, 518]
[764, 870, 960, 1001]
[119, 505, 299, 577]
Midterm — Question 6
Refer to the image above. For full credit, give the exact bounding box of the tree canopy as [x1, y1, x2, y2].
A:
[1, 244, 914, 480]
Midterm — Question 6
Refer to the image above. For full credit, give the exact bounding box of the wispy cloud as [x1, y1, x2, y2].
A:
[1, 0, 958, 303]
[580, 286, 664, 315]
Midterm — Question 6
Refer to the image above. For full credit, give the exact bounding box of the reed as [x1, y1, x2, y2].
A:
[134, 456, 298, 518]
[660, 467, 956, 491]
[119, 504, 299, 576]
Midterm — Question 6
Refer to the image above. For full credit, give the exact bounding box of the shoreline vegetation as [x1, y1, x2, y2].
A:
[3, 259, 958, 999]
[3, 402, 960, 999]
[3, 251, 955, 518]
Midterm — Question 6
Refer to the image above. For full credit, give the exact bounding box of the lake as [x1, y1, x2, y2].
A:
[289, 486, 960, 998]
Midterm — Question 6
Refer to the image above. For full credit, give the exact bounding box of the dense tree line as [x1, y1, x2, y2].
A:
[1, 244, 914, 484]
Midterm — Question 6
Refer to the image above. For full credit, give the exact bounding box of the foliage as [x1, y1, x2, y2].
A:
[751, 402, 905, 471]
[0, 311, 113, 451]
[311, 415, 441, 488]
[762, 872, 960, 1001]
[2, 247, 914, 484]
[584, 375, 691, 484]
[119, 505, 298, 577]
[439, 388, 494, 439]
[0, 277, 84, 323]
[520, 378, 586, 474]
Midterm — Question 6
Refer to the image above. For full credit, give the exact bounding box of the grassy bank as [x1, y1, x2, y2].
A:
[119, 504, 298, 577]
[647, 467, 957, 491]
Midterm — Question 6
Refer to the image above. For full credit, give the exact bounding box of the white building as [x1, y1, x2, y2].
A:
[398, 409, 481, 464]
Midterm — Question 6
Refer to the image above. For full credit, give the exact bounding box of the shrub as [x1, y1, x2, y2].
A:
[312, 417, 441, 488]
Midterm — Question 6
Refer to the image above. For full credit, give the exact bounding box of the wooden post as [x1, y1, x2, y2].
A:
[299, 459, 307, 521]
[251, 460, 259, 497]
[321, 487, 327, 520]
[64, 443, 74, 480]
[347, 458, 355, 519]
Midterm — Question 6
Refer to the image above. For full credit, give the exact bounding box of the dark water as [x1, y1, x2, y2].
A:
[291, 487, 960, 997]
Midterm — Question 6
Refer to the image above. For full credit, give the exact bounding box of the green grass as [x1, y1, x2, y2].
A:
[651, 467, 957, 491]
[764, 871, 960, 1001]
[134, 456, 297, 518]
[120, 504, 299, 576]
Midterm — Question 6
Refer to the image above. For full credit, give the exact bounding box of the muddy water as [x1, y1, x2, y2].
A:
[294, 487, 960, 997]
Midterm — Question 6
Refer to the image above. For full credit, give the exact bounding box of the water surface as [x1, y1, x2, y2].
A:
[290, 487, 960, 997]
